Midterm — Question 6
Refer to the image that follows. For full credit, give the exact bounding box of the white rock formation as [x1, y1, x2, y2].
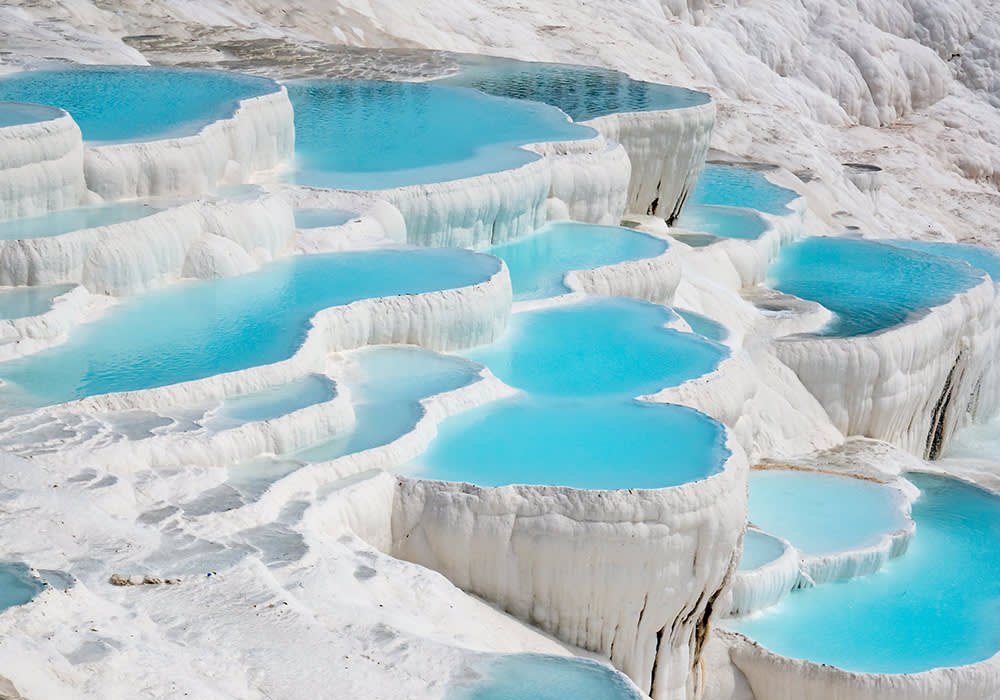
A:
[724, 529, 799, 617]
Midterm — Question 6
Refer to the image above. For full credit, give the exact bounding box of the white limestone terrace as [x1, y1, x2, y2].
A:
[724, 528, 798, 618]
[0, 101, 86, 221]
[0, 66, 294, 201]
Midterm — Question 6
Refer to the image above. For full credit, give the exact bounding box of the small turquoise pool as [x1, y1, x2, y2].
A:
[748, 469, 909, 558]
[729, 473, 1000, 674]
[463, 297, 727, 398]
[674, 204, 769, 240]
[689, 164, 798, 215]
[0, 249, 499, 406]
[738, 529, 789, 572]
[287, 79, 594, 190]
[0, 201, 163, 240]
[886, 239, 1000, 283]
[408, 395, 729, 489]
[0, 67, 280, 143]
[215, 375, 337, 426]
[440, 55, 710, 121]
[0, 284, 75, 320]
[293, 209, 357, 229]
[486, 222, 667, 300]
[447, 654, 644, 700]
[675, 309, 728, 342]
[0, 101, 64, 129]
[0, 563, 45, 611]
[768, 237, 985, 337]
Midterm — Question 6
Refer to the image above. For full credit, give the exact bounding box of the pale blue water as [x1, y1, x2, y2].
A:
[729, 473, 1000, 674]
[748, 470, 909, 557]
[293, 346, 482, 463]
[486, 222, 667, 300]
[0, 202, 162, 239]
[448, 654, 644, 700]
[441, 55, 710, 121]
[463, 298, 728, 398]
[0, 67, 279, 143]
[0, 563, 45, 611]
[0, 249, 499, 406]
[738, 529, 788, 572]
[675, 309, 728, 342]
[674, 204, 769, 240]
[287, 79, 594, 190]
[217, 375, 337, 425]
[293, 209, 357, 229]
[768, 237, 985, 337]
[0, 101, 63, 128]
[689, 164, 798, 215]
[408, 395, 729, 489]
[886, 239, 1000, 283]
[0, 284, 75, 320]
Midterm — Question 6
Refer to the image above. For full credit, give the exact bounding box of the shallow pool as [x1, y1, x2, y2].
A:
[0, 201, 163, 240]
[748, 469, 910, 557]
[214, 375, 337, 427]
[486, 222, 667, 300]
[0, 284, 75, 320]
[463, 297, 727, 398]
[886, 239, 1000, 283]
[689, 164, 798, 216]
[730, 472, 1000, 673]
[768, 237, 984, 337]
[675, 309, 728, 342]
[447, 654, 644, 700]
[738, 529, 789, 572]
[0, 249, 499, 406]
[0, 101, 64, 129]
[0, 66, 280, 143]
[293, 209, 358, 229]
[674, 204, 769, 240]
[440, 54, 709, 121]
[0, 563, 45, 611]
[287, 79, 594, 190]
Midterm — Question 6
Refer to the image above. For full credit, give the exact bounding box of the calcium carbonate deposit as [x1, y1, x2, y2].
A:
[0, 3, 998, 700]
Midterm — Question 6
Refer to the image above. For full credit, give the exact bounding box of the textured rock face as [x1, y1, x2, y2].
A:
[390, 442, 748, 700]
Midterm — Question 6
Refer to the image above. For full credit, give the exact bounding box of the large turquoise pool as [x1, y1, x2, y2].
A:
[689, 164, 798, 216]
[729, 473, 1000, 674]
[287, 79, 594, 190]
[485, 222, 667, 300]
[0, 249, 499, 406]
[768, 237, 985, 337]
[440, 55, 710, 121]
[0, 67, 280, 143]
[886, 239, 1000, 283]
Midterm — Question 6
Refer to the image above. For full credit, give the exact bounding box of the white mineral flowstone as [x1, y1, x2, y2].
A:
[773, 276, 1000, 459]
[585, 100, 715, 222]
[723, 529, 800, 618]
[56, 264, 512, 413]
[723, 628, 1000, 700]
[83, 86, 294, 200]
[0, 284, 90, 360]
[564, 231, 682, 306]
[278, 187, 407, 252]
[0, 105, 86, 220]
[0, 191, 295, 295]
[389, 436, 749, 700]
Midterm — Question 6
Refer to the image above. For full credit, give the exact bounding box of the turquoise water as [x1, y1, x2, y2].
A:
[448, 654, 643, 700]
[0, 249, 499, 406]
[441, 55, 709, 121]
[748, 470, 909, 557]
[216, 375, 337, 425]
[294, 346, 482, 463]
[0, 563, 45, 611]
[730, 473, 1000, 673]
[486, 222, 667, 300]
[409, 395, 729, 489]
[0, 284, 75, 320]
[768, 237, 985, 337]
[464, 298, 727, 398]
[674, 204, 769, 240]
[689, 164, 798, 215]
[287, 79, 594, 190]
[293, 209, 357, 229]
[675, 309, 728, 342]
[0, 67, 279, 143]
[0, 101, 63, 128]
[738, 529, 788, 572]
[886, 239, 1000, 283]
[0, 202, 162, 239]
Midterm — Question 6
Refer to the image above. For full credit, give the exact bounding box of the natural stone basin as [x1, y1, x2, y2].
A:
[0, 201, 163, 240]
[447, 654, 645, 700]
[689, 163, 798, 215]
